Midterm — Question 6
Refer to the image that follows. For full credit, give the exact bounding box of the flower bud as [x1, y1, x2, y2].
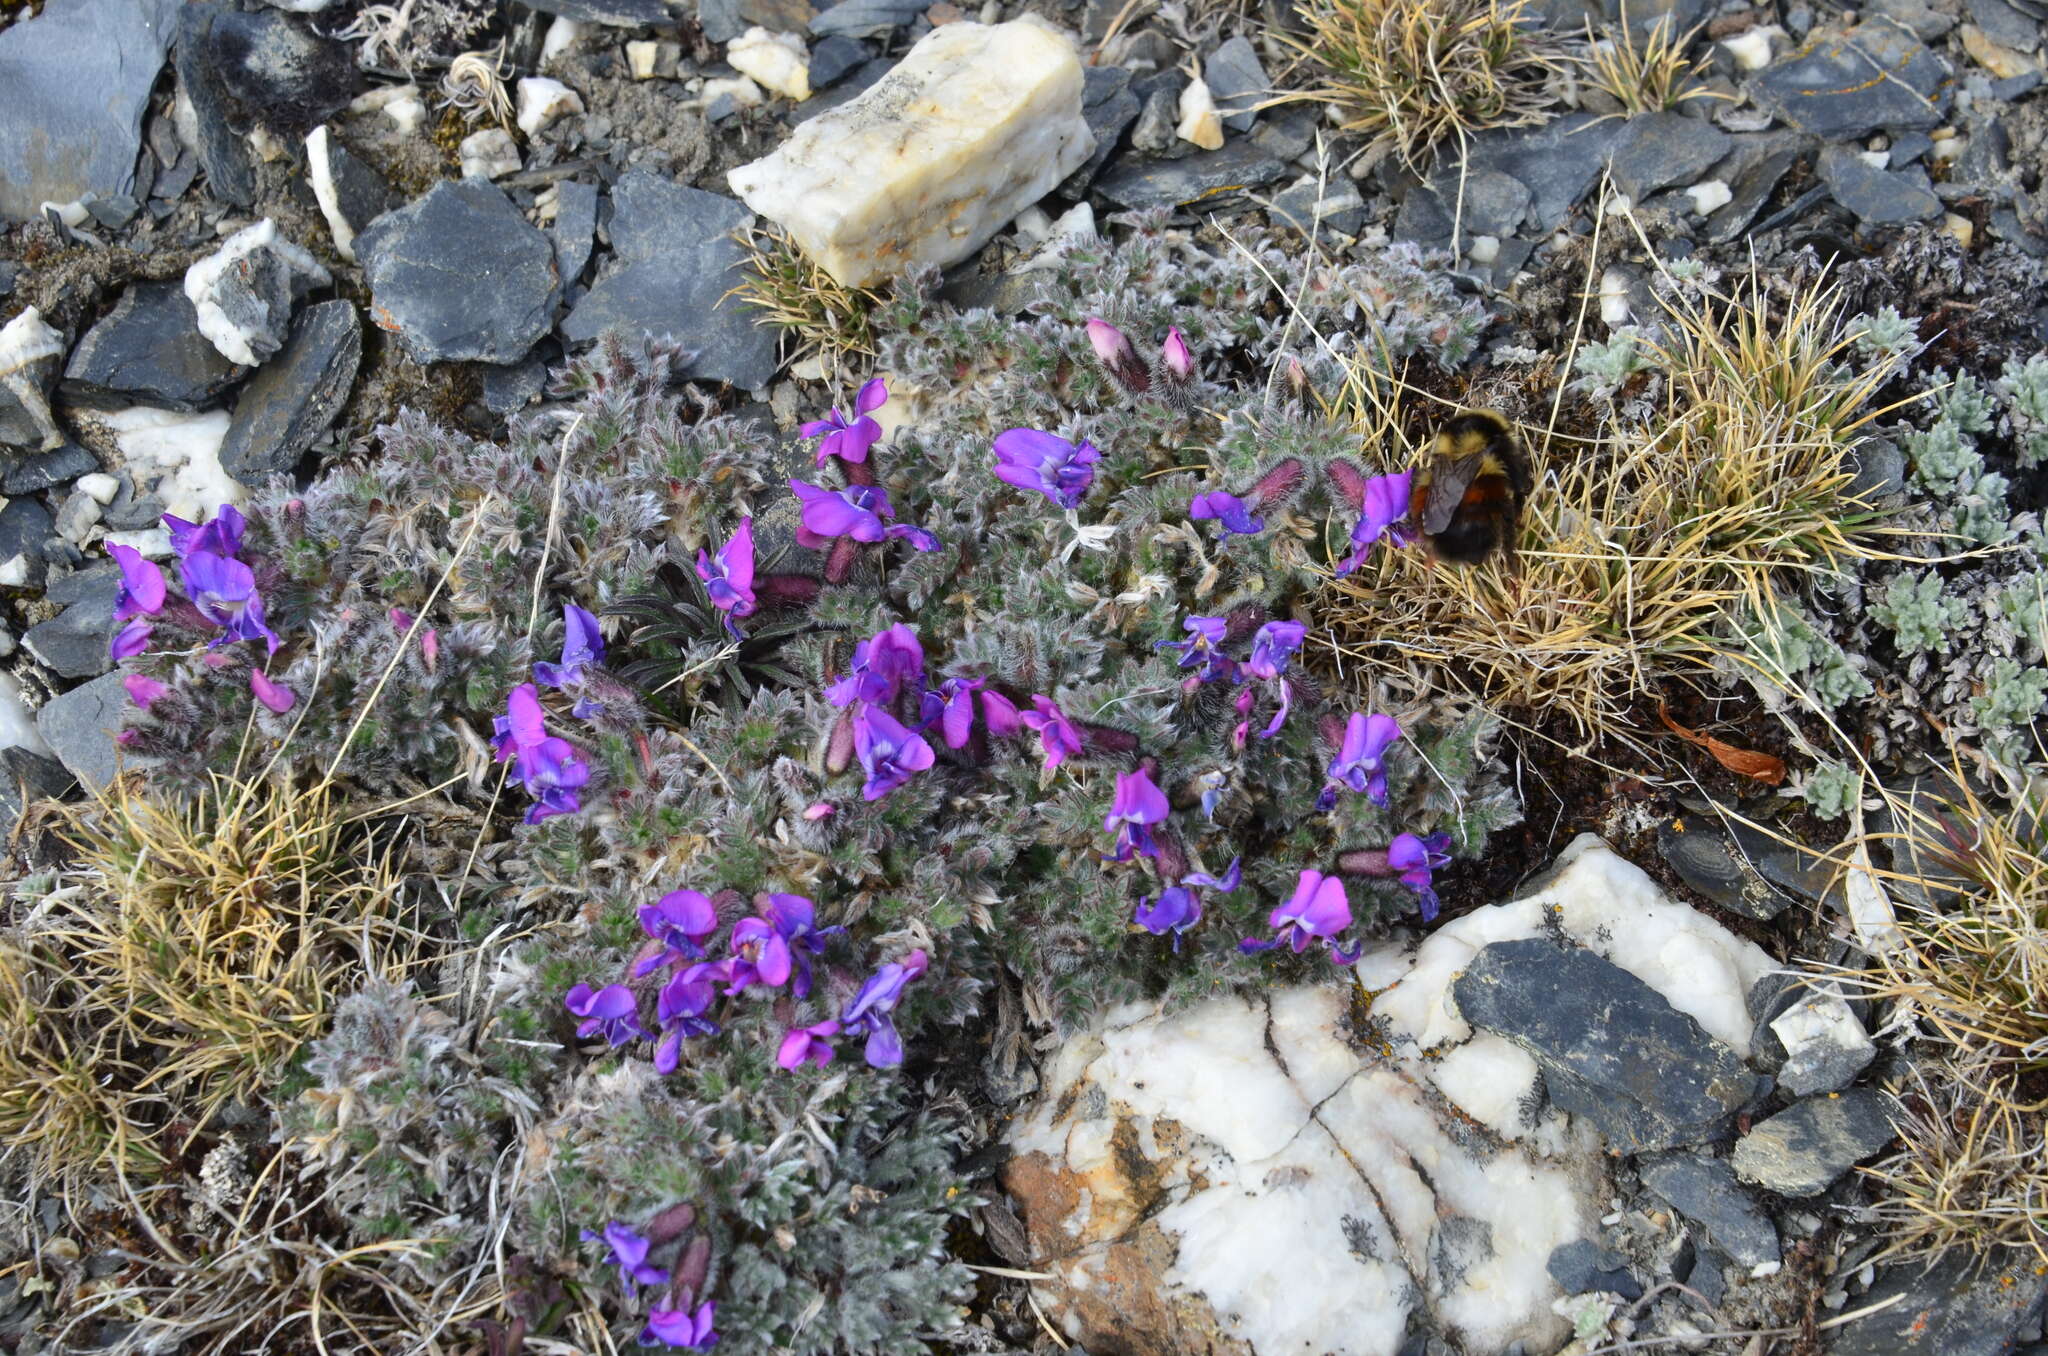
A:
[1160, 326, 1193, 381]
[1085, 317, 1151, 395]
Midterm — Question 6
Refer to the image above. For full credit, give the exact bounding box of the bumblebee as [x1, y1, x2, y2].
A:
[1409, 410, 1532, 565]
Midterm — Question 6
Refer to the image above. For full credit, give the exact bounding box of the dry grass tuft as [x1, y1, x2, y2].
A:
[1278, 0, 1565, 173]
[1577, 11, 1722, 116]
[730, 223, 883, 367]
[1320, 267, 1902, 736]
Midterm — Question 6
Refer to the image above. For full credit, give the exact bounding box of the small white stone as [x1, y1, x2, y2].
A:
[728, 27, 812, 102]
[789, 353, 831, 381]
[0, 672, 54, 758]
[248, 126, 289, 161]
[0, 306, 64, 374]
[541, 15, 585, 64]
[103, 527, 172, 558]
[728, 19, 1095, 288]
[183, 220, 330, 367]
[517, 76, 586, 136]
[1467, 233, 1501, 265]
[1015, 200, 1096, 271]
[386, 95, 428, 136]
[77, 473, 120, 505]
[304, 125, 358, 262]
[1858, 148, 1890, 169]
[626, 39, 662, 79]
[1686, 179, 1733, 214]
[459, 127, 523, 180]
[0, 557, 27, 588]
[1721, 27, 1777, 71]
[101, 406, 241, 525]
[1599, 268, 1632, 327]
[700, 75, 766, 110]
[1176, 75, 1224, 150]
[1770, 989, 1876, 1095]
[1944, 212, 1974, 248]
[1932, 135, 1965, 161]
[37, 198, 91, 228]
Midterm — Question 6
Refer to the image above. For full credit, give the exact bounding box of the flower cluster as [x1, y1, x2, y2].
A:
[583, 1210, 720, 1350]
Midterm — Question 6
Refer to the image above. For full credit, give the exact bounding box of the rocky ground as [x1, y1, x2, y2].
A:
[3, 0, 2048, 1350]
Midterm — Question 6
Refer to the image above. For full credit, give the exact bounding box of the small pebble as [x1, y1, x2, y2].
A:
[1721, 28, 1776, 71]
[1176, 76, 1224, 150]
[1686, 179, 1733, 214]
[517, 77, 585, 136]
[541, 15, 584, 64]
[459, 128, 522, 180]
[626, 40, 662, 79]
[76, 473, 119, 505]
[386, 96, 426, 136]
[1599, 268, 1631, 326]
[1467, 233, 1501, 264]
[1944, 213, 1973, 248]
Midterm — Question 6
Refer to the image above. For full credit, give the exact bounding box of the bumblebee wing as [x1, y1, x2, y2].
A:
[1422, 452, 1486, 534]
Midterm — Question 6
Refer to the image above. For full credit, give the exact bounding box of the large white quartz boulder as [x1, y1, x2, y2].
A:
[726, 17, 1094, 287]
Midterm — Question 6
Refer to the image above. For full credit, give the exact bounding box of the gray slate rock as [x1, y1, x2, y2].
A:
[1393, 166, 1532, 244]
[0, 746, 75, 840]
[1608, 112, 1730, 201]
[62, 282, 245, 411]
[3, 446, 100, 495]
[562, 171, 778, 391]
[24, 567, 120, 679]
[0, 498, 56, 589]
[1205, 35, 1268, 132]
[1829, 1250, 2048, 1356]
[1711, 147, 1802, 243]
[1969, 0, 2042, 50]
[358, 178, 563, 365]
[1731, 1088, 1897, 1197]
[1472, 113, 1628, 234]
[1094, 140, 1290, 209]
[1272, 177, 1366, 237]
[306, 131, 398, 252]
[810, 0, 924, 38]
[1452, 937, 1764, 1151]
[482, 341, 556, 414]
[0, 0, 183, 222]
[200, 6, 359, 137]
[518, 0, 671, 22]
[1867, 0, 1957, 40]
[1062, 66, 1142, 194]
[1547, 1240, 1644, 1300]
[1599, 0, 1705, 39]
[808, 34, 868, 88]
[1638, 1152, 1781, 1267]
[220, 300, 361, 481]
[790, 55, 895, 123]
[1816, 145, 1942, 225]
[1657, 819, 1795, 920]
[34, 670, 130, 793]
[172, 5, 264, 208]
[1131, 82, 1188, 157]
[550, 180, 600, 287]
[1749, 20, 1954, 139]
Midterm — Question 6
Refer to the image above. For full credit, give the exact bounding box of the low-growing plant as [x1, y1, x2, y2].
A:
[731, 224, 884, 367]
[1576, 10, 1719, 116]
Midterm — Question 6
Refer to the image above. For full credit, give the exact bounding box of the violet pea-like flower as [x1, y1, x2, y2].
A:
[1189, 491, 1264, 536]
[110, 544, 166, 623]
[564, 982, 651, 1047]
[776, 1020, 840, 1070]
[1019, 695, 1084, 770]
[181, 550, 281, 653]
[825, 623, 925, 709]
[991, 429, 1102, 511]
[789, 479, 939, 551]
[802, 377, 888, 466]
[1158, 615, 1235, 685]
[534, 604, 604, 688]
[1388, 831, 1454, 922]
[634, 889, 720, 977]
[1336, 471, 1415, 575]
[163, 504, 246, 562]
[853, 704, 935, 801]
[1102, 768, 1170, 863]
[1240, 869, 1361, 964]
[653, 963, 722, 1074]
[110, 620, 153, 661]
[123, 673, 168, 711]
[581, 1220, 670, 1292]
[494, 683, 591, 824]
[696, 517, 757, 635]
[838, 949, 928, 1069]
[1245, 621, 1306, 682]
[1318, 712, 1403, 811]
[642, 1301, 719, 1351]
[1133, 857, 1240, 950]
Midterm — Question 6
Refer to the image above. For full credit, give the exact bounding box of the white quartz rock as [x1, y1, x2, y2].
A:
[517, 76, 585, 136]
[1770, 988, 1876, 1095]
[0, 306, 67, 451]
[540, 15, 585, 64]
[727, 27, 811, 102]
[1176, 75, 1224, 150]
[1686, 178, 1733, 215]
[1721, 26, 1779, 71]
[101, 407, 241, 526]
[727, 18, 1095, 288]
[459, 127, 524, 180]
[386, 95, 427, 136]
[183, 220, 330, 367]
[0, 672, 54, 758]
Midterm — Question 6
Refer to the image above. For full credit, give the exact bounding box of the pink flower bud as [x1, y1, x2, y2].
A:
[802, 802, 837, 821]
[1085, 317, 1150, 395]
[123, 673, 168, 710]
[1160, 326, 1192, 380]
[421, 628, 440, 673]
[250, 668, 297, 713]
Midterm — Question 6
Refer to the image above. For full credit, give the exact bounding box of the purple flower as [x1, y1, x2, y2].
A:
[163, 504, 246, 562]
[838, 949, 928, 1069]
[534, 604, 604, 688]
[979, 689, 1022, 737]
[494, 683, 591, 824]
[634, 889, 720, 977]
[1019, 696, 1083, 770]
[825, 624, 926, 709]
[1319, 713, 1402, 810]
[1158, 615, 1235, 684]
[1388, 831, 1453, 922]
[181, 551, 280, 653]
[564, 982, 650, 1047]
[1189, 491, 1264, 536]
[110, 619, 153, 661]
[776, 1020, 840, 1070]
[391, 607, 440, 671]
[653, 963, 722, 1073]
[642, 1301, 718, 1350]
[581, 1221, 669, 1291]
[250, 668, 296, 713]
[110, 544, 166, 622]
[1245, 621, 1306, 682]
[922, 675, 1008, 749]
[991, 429, 1101, 510]
[123, 673, 168, 710]
[751, 894, 841, 998]
[791, 478, 894, 542]
[1133, 859, 1237, 950]
[696, 519, 757, 632]
[1336, 471, 1415, 575]
[801, 378, 888, 466]
[853, 705, 935, 800]
[1240, 870, 1360, 963]
[1102, 768, 1169, 862]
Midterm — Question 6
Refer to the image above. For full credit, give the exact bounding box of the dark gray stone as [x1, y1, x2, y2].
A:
[34, 670, 130, 793]
[23, 568, 119, 679]
[938, 267, 1046, 316]
[0, 746, 75, 839]
[1452, 938, 1764, 1152]
[1394, 166, 1532, 244]
[220, 300, 361, 481]
[0, 0, 182, 222]
[1868, 0, 1956, 40]
[808, 34, 868, 88]
[517, 0, 671, 24]
[1471, 113, 1628, 233]
[308, 132, 398, 251]
[0, 260, 16, 295]
[1711, 147, 1801, 243]
[1249, 107, 1319, 161]
[1749, 20, 1954, 139]
[1205, 35, 1269, 132]
[1992, 70, 2044, 98]
[62, 283, 246, 411]
[1970, 0, 2043, 51]
[700, 0, 745, 41]
[2, 446, 100, 495]
[1547, 1240, 1644, 1299]
[809, 0, 924, 38]
[1062, 67, 1142, 194]
[1889, 129, 1935, 165]
[790, 55, 894, 123]
[357, 178, 563, 366]
[85, 194, 142, 229]
[1816, 145, 1943, 225]
[482, 344, 555, 414]
[0, 498, 55, 588]
[1830, 1251, 2048, 1356]
[1094, 140, 1291, 209]
[1730, 1089, 1897, 1197]
[550, 179, 600, 286]
[1271, 177, 1366, 236]
[101, 474, 165, 531]
[201, 7, 359, 136]
[1599, 0, 1705, 40]
[1608, 112, 1730, 201]
[1657, 819, 1795, 920]
[562, 172, 777, 391]
[1639, 1152, 1781, 1267]
[1131, 85, 1189, 157]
